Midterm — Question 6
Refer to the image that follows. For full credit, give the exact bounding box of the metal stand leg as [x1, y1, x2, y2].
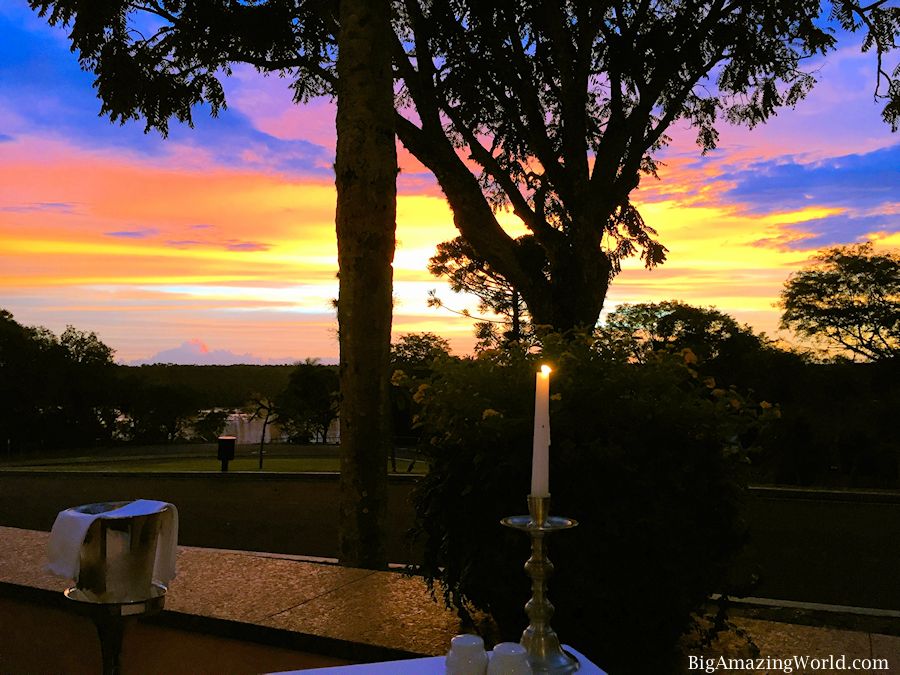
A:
[92, 615, 130, 675]
[65, 584, 166, 675]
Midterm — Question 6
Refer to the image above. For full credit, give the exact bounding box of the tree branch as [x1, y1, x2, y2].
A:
[394, 113, 552, 310]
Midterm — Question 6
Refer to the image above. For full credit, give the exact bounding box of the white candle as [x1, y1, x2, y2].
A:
[531, 364, 551, 497]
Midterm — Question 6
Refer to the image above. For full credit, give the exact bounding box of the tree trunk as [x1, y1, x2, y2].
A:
[395, 118, 613, 332]
[511, 290, 521, 341]
[335, 0, 397, 570]
[258, 408, 269, 470]
[550, 259, 611, 331]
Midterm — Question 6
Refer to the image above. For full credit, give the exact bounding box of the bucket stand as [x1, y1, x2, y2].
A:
[64, 584, 166, 675]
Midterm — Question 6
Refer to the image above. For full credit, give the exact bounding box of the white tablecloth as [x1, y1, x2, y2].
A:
[271, 646, 606, 674]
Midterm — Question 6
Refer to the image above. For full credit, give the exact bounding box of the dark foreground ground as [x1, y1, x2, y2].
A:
[0, 471, 898, 611]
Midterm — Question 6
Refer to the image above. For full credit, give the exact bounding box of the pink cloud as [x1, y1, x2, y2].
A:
[132, 338, 304, 365]
[227, 67, 337, 148]
[188, 338, 210, 354]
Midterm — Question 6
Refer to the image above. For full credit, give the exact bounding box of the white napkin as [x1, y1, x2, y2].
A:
[46, 499, 179, 586]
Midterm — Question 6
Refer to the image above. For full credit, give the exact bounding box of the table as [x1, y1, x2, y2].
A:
[271, 646, 607, 674]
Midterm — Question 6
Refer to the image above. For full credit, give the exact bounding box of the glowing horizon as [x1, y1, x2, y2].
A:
[1, 5, 897, 363]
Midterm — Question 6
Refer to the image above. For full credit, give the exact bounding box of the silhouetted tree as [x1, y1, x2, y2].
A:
[29, 0, 899, 568]
[390, 332, 451, 371]
[602, 300, 763, 363]
[191, 409, 229, 443]
[247, 394, 276, 468]
[428, 236, 538, 348]
[276, 361, 339, 444]
[54, 326, 118, 445]
[0, 310, 53, 453]
[780, 243, 900, 361]
[29, 0, 397, 566]
[0, 311, 118, 453]
[387, 333, 453, 459]
[120, 380, 200, 444]
[394, 1, 899, 329]
[59, 325, 114, 366]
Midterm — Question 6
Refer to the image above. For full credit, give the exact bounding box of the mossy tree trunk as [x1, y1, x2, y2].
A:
[335, 0, 397, 570]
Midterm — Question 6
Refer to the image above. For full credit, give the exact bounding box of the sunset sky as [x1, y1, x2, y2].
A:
[1, 4, 898, 364]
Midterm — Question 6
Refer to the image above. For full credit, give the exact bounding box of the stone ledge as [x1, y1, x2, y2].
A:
[0, 526, 462, 663]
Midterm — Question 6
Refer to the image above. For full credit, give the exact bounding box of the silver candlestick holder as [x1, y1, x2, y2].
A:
[501, 494, 579, 674]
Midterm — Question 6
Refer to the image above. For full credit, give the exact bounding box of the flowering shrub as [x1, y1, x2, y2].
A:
[408, 333, 767, 673]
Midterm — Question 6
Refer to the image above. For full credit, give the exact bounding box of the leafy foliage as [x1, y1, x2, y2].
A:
[779, 243, 900, 361]
[602, 300, 764, 363]
[275, 361, 339, 443]
[394, 0, 899, 328]
[116, 378, 202, 444]
[59, 324, 115, 365]
[388, 333, 453, 450]
[408, 334, 768, 672]
[428, 236, 539, 349]
[190, 409, 229, 443]
[119, 364, 294, 408]
[0, 310, 119, 452]
[390, 332, 452, 371]
[28, 0, 335, 136]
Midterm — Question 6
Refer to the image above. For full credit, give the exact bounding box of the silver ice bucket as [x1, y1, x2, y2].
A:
[74, 501, 163, 603]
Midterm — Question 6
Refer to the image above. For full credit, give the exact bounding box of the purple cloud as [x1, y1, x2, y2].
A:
[166, 239, 206, 248]
[721, 145, 899, 215]
[758, 213, 899, 250]
[131, 339, 298, 365]
[0, 201, 76, 213]
[104, 228, 159, 239]
[225, 241, 270, 252]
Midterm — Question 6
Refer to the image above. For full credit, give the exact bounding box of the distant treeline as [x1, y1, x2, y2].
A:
[1, 308, 338, 453]
[119, 364, 295, 408]
[3, 307, 899, 488]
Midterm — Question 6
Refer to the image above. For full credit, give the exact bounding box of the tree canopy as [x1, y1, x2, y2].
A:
[0, 310, 118, 452]
[602, 300, 763, 363]
[275, 361, 339, 443]
[30, 0, 900, 331]
[428, 236, 538, 348]
[390, 332, 451, 370]
[780, 243, 900, 361]
[401, 0, 898, 329]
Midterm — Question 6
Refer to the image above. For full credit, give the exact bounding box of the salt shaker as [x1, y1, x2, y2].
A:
[446, 633, 488, 675]
[487, 642, 533, 675]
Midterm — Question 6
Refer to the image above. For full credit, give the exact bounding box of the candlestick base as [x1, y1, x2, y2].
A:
[501, 494, 579, 674]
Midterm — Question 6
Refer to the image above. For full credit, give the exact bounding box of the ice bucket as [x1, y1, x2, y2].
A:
[74, 501, 163, 603]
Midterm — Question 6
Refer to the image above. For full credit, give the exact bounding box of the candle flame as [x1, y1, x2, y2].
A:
[540, 364, 552, 375]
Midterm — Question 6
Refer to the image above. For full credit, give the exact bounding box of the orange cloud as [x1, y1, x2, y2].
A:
[1, 117, 893, 362]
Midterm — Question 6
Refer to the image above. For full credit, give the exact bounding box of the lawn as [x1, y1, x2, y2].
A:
[8, 456, 428, 474]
